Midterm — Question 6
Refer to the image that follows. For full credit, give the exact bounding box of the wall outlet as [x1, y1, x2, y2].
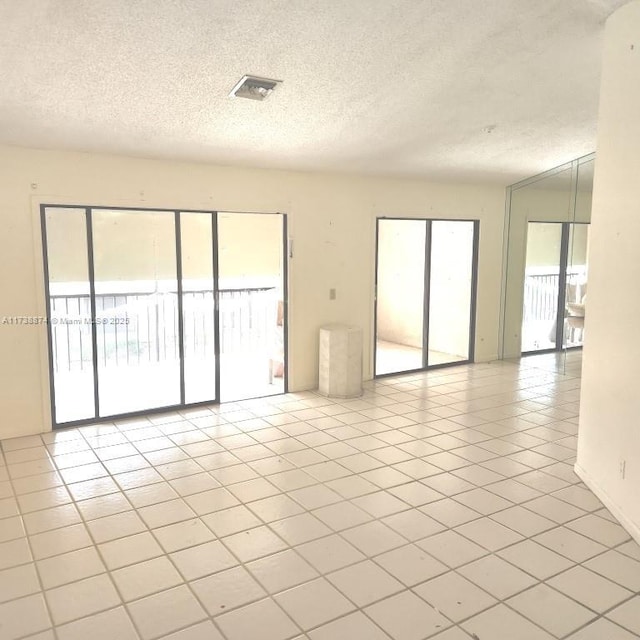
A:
[620, 459, 626, 480]
[329, 288, 336, 300]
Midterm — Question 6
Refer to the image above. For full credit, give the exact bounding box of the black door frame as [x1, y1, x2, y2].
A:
[41, 204, 289, 429]
[373, 217, 480, 378]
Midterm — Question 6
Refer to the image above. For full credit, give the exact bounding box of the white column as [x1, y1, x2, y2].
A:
[576, 0, 640, 543]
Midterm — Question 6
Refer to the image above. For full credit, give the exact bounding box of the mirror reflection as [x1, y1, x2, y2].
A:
[501, 154, 594, 374]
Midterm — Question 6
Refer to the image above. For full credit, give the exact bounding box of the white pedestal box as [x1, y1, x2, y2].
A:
[318, 324, 363, 398]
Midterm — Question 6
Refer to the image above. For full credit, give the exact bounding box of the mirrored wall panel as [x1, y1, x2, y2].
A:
[501, 154, 594, 373]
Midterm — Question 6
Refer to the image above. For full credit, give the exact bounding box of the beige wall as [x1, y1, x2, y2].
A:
[0, 144, 505, 439]
[577, 0, 640, 544]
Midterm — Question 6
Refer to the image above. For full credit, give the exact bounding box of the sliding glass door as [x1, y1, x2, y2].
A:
[42, 206, 287, 427]
[374, 218, 478, 376]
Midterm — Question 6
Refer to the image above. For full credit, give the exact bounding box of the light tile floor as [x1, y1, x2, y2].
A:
[1, 360, 639, 640]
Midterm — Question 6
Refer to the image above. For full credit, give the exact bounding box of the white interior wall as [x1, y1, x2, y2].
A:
[576, 0, 640, 544]
[0, 144, 505, 439]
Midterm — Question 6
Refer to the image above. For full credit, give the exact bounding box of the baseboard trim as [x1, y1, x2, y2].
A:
[574, 462, 640, 547]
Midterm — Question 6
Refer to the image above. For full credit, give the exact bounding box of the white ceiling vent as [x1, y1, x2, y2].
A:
[229, 75, 282, 101]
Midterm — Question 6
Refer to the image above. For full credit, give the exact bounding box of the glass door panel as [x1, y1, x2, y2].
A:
[564, 223, 589, 348]
[181, 213, 217, 404]
[427, 221, 475, 365]
[44, 208, 96, 423]
[217, 213, 285, 402]
[375, 219, 426, 375]
[92, 210, 180, 416]
[521, 222, 563, 352]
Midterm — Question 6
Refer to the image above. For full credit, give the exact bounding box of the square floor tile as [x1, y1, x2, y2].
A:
[184, 487, 239, 515]
[498, 540, 573, 580]
[152, 518, 215, 553]
[489, 505, 555, 537]
[269, 512, 332, 545]
[222, 525, 287, 562]
[0, 563, 41, 603]
[567, 618, 640, 640]
[86, 511, 147, 544]
[106, 486, 166, 515]
[36, 546, 105, 589]
[548, 565, 632, 613]
[308, 610, 391, 640]
[98, 532, 163, 570]
[0, 594, 52, 640]
[275, 578, 355, 630]
[191, 566, 266, 615]
[30, 523, 92, 560]
[352, 491, 409, 518]
[326, 475, 379, 499]
[507, 584, 596, 637]
[365, 590, 451, 640]
[0, 537, 32, 570]
[607, 596, 640, 636]
[416, 530, 488, 568]
[0, 515, 26, 543]
[289, 484, 342, 510]
[138, 499, 195, 529]
[584, 550, 640, 591]
[246, 549, 318, 594]
[533, 527, 606, 562]
[76, 492, 131, 520]
[216, 597, 300, 640]
[296, 534, 365, 573]
[341, 520, 406, 556]
[374, 544, 448, 586]
[45, 574, 121, 625]
[484, 478, 541, 503]
[388, 481, 443, 506]
[202, 504, 261, 537]
[313, 501, 372, 531]
[112, 556, 183, 601]
[155, 620, 225, 640]
[462, 603, 554, 640]
[419, 499, 481, 528]
[566, 513, 631, 547]
[524, 495, 586, 524]
[247, 494, 304, 522]
[128, 585, 207, 640]
[457, 554, 537, 599]
[429, 628, 476, 640]
[170, 540, 238, 580]
[327, 559, 403, 606]
[455, 517, 523, 551]
[414, 571, 497, 622]
[382, 509, 445, 541]
[227, 477, 280, 502]
[453, 488, 513, 515]
[56, 606, 138, 640]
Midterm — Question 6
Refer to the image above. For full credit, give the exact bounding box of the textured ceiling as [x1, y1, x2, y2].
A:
[0, 0, 628, 184]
